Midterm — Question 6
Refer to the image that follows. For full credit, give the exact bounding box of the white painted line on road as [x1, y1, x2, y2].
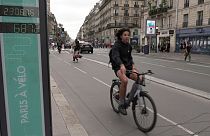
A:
[92, 75, 197, 135]
[64, 51, 70, 54]
[83, 58, 110, 67]
[174, 68, 210, 77]
[141, 61, 168, 68]
[188, 63, 210, 68]
[92, 77, 111, 88]
[84, 57, 210, 100]
[141, 61, 210, 77]
[157, 113, 198, 136]
[147, 75, 210, 100]
[74, 67, 87, 74]
[154, 58, 175, 63]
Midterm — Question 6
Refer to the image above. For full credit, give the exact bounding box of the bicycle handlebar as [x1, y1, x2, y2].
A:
[126, 70, 154, 76]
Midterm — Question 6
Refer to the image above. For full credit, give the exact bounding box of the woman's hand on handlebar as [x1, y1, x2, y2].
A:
[120, 64, 126, 74]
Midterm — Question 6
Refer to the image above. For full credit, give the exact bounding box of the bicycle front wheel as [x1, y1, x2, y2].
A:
[110, 82, 120, 113]
[132, 91, 157, 132]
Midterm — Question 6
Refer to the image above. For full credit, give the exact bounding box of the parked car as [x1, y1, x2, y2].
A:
[80, 43, 93, 54]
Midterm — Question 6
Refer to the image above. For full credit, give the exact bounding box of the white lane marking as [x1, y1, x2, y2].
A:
[146, 75, 210, 100]
[92, 76, 197, 135]
[141, 62, 168, 68]
[141, 61, 210, 77]
[157, 113, 198, 136]
[154, 58, 175, 63]
[83, 58, 110, 67]
[174, 68, 210, 77]
[92, 77, 111, 88]
[64, 51, 70, 54]
[74, 67, 87, 74]
[188, 63, 210, 68]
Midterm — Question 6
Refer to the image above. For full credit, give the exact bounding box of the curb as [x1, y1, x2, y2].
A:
[146, 75, 210, 100]
[50, 76, 88, 136]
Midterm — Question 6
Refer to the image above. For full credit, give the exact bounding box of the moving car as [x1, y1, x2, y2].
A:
[80, 43, 93, 54]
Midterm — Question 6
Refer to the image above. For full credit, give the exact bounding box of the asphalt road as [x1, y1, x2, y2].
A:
[50, 49, 210, 136]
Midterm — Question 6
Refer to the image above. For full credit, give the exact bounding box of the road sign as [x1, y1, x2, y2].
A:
[0, 0, 52, 136]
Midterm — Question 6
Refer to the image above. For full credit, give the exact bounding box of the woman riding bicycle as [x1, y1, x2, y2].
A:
[111, 28, 140, 115]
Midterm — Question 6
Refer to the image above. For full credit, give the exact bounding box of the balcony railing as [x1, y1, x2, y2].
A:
[198, 0, 204, 5]
[196, 19, 203, 26]
[113, 13, 118, 16]
[149, 6, 168, 16]
[124, 13, 129, 16]
[124, 4, 129, 7]
[113, 4, 118, 7]
[134, 4, 139, 8]
[208, 18, 210, 25]
[106, 23, 139, 29]
[134, 14, 139, 17]
[182, 22, 188, 28]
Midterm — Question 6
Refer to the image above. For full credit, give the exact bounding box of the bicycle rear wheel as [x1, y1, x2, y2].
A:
[110, 82, 120, 113]
[132, 91, 157, 132]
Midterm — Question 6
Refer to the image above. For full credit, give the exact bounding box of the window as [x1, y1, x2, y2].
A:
[114, 1, 118, 6]
[124, 19, 128, 24]
[197, 11, 203, 26]
[115, 20, 117, 26]
[134, 2, 139, 7]
[184, 0, 189, 8]
[169, 0, 173, 8]
[198, 0, 204, 5]
[168, 15, 172, 28]
[183, 14, 188, 27]
[124, 10, 129, 16]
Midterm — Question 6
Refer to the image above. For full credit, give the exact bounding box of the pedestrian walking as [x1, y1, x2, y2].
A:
[184, 41, 192, 62]
[73, 39, 82, 62]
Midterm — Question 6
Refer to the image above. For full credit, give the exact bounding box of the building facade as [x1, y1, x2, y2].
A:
[176, 0, 210, 54]
[79, 0, 210, 54]
[78, 0, 143, 47]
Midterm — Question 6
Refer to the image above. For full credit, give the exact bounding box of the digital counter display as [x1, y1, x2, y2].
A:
[0, 5, 39, 17]
[0, 22, 40, 34]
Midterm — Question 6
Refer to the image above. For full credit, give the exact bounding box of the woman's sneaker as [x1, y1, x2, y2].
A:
[118, 104, 127, 115]
[118, 98, 127, 115]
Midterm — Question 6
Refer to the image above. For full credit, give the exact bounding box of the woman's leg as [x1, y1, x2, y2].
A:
[117, 70, 128, 115]
[117, 70, 128, 100]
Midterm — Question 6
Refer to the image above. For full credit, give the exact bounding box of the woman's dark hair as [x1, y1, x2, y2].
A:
[115, 28, 130, 41]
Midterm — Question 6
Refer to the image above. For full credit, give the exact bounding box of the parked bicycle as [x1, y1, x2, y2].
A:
[110, 70, 157, 132]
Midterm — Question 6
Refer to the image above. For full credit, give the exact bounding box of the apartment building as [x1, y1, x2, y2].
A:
[79, 0, 143, 46]
[176, 0, 210, 54]
[141, 0, 176, 52]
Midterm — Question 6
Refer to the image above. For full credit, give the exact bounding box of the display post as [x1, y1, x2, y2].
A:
[145, 19, 156, 54]
[0, 0, 52, 136]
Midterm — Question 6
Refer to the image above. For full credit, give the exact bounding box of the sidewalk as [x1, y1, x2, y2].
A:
[135, 52, 210, 65]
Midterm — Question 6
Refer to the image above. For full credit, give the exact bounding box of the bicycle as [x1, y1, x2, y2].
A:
[110, 70, 157, 132]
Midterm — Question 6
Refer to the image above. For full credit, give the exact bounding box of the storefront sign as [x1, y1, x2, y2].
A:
[0, 0, 51, 136]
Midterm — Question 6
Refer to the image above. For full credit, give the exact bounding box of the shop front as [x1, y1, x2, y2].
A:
[157, 29, 176, 52]
[176, 27, 210, 55]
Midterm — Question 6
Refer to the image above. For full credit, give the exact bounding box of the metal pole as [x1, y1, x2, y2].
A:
[175, 0, 179, 29]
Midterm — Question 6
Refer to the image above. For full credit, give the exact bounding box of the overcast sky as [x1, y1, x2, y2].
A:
[50, 0, 99, 39]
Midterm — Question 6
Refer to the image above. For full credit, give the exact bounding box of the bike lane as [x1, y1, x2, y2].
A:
[50, 52, 210, 136]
